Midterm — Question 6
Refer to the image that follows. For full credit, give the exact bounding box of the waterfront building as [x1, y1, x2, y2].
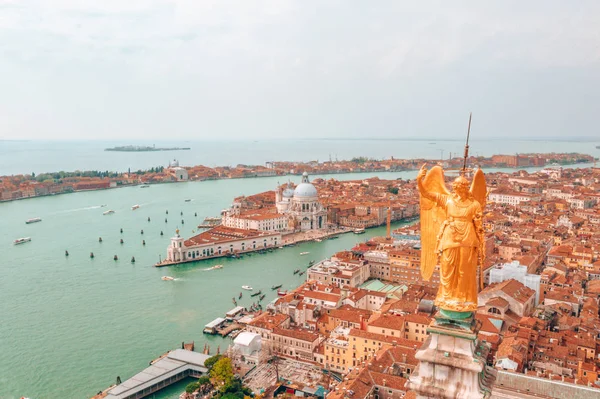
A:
[222, 171, 327, 233]
[275, 172, 327, 231]
[167, 159, 188, 181]
[165, 226, 281, 263]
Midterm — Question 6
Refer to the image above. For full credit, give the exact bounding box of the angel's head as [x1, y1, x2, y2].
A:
[451, 176, 471, 199]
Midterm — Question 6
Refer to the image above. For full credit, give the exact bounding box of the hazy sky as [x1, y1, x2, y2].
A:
[1, 0, 599, 140]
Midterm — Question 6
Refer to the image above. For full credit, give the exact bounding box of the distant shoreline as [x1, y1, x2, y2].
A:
[105, 145, 191, 152]
[0, 159, 595, 204]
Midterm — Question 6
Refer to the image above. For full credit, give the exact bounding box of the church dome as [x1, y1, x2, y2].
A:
[294, 183, 318, 198]
[283, 188, 295, 198]
[294, 172, 317, 198]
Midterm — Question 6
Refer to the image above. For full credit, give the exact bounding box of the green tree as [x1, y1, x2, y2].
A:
[210, 357, 234, 388]
[198, 375, 210, 385]
[387, 186, 399, 195]
[204, 354, 223, 370]
[186, 381, 200, 393]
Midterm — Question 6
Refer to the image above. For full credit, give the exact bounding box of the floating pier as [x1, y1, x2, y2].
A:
[99, 349, 209, 399]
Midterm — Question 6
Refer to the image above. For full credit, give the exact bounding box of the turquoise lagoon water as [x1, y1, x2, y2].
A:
[0, 171, 422, 399]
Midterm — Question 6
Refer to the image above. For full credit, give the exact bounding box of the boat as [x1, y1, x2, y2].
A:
[14, 237, 31, 245]
[132, 204, 140, 210]
[162, 276, 175, 281]
[213, 264, 223, 269]
[140, 185, 150, 188]
[354, 228, 366, 234]
[239, 292, 242, 299]
[300, 252, 310, 256]
[100, 204, 107, 207]
[308, 260, 315, 266]
[185, 199, 192, 202]
[271, 284, 282, 290]
[25, 217, 42, 224]
[293, 269, 300, 275]
[299, 271, 305, 276]
[314, 238, 322, 242]
[103, 210, 115, 215]
[277, 289, 287, 296]
[250, 290, 262, 297]
[259, 294, 266, 301]
[242, 285, 253, 290]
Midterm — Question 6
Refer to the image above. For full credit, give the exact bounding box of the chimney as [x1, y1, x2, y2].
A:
[401, 353, 407, 363]
[382, 379, 387, 387]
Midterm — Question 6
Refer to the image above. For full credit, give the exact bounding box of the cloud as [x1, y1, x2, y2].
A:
[0, 0, 599, 140]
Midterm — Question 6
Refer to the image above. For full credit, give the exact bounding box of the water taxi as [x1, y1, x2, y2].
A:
[242, 285, 253, 291]
[103, 210, 115, 215]
[300, 251, 310, 256]
[14, 237, 31, 245]
[25, 217, 42, 224]
[162, 276, 175, 281]
[131, 204, 140, 210]
[354, 228, 366, 234]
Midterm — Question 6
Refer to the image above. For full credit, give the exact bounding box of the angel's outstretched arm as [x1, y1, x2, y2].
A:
[417, 165, 435, 201]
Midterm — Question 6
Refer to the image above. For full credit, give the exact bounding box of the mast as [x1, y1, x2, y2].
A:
[462, 112, 472, 175]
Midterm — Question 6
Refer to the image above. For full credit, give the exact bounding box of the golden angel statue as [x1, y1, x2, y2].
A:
[416, 164, 487, 313]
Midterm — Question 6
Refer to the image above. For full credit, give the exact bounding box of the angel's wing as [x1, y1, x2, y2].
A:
[419, 166, 450, 281]
[470, 168, 487, 211]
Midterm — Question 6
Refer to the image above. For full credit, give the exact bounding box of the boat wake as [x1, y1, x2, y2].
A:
[54, 205, 104, 214]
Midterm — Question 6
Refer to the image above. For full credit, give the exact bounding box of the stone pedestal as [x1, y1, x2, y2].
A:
[406, 311, 497, 399]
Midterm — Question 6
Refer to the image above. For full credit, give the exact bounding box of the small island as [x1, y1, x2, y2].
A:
[105, 145, 191, 152]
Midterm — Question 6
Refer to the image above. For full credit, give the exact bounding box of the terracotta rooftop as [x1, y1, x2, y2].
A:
[184, 225, 278, 246]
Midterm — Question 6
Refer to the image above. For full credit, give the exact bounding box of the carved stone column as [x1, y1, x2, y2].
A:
[406, 311, 497, 398]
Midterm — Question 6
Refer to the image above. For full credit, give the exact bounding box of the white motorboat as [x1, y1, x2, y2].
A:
[131, 204, 140, 210]
[205, 265, 224, 271]
[103, 210, 115, 215]
[14, 237, 31, 245]
[354, 228, 366, 234]
[25, 217, 42, 224]
[314, 238, 322, 242]
[162, 276, 175, 281]
[242, 285, 253, 290]
[300, 252, 310, 256]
